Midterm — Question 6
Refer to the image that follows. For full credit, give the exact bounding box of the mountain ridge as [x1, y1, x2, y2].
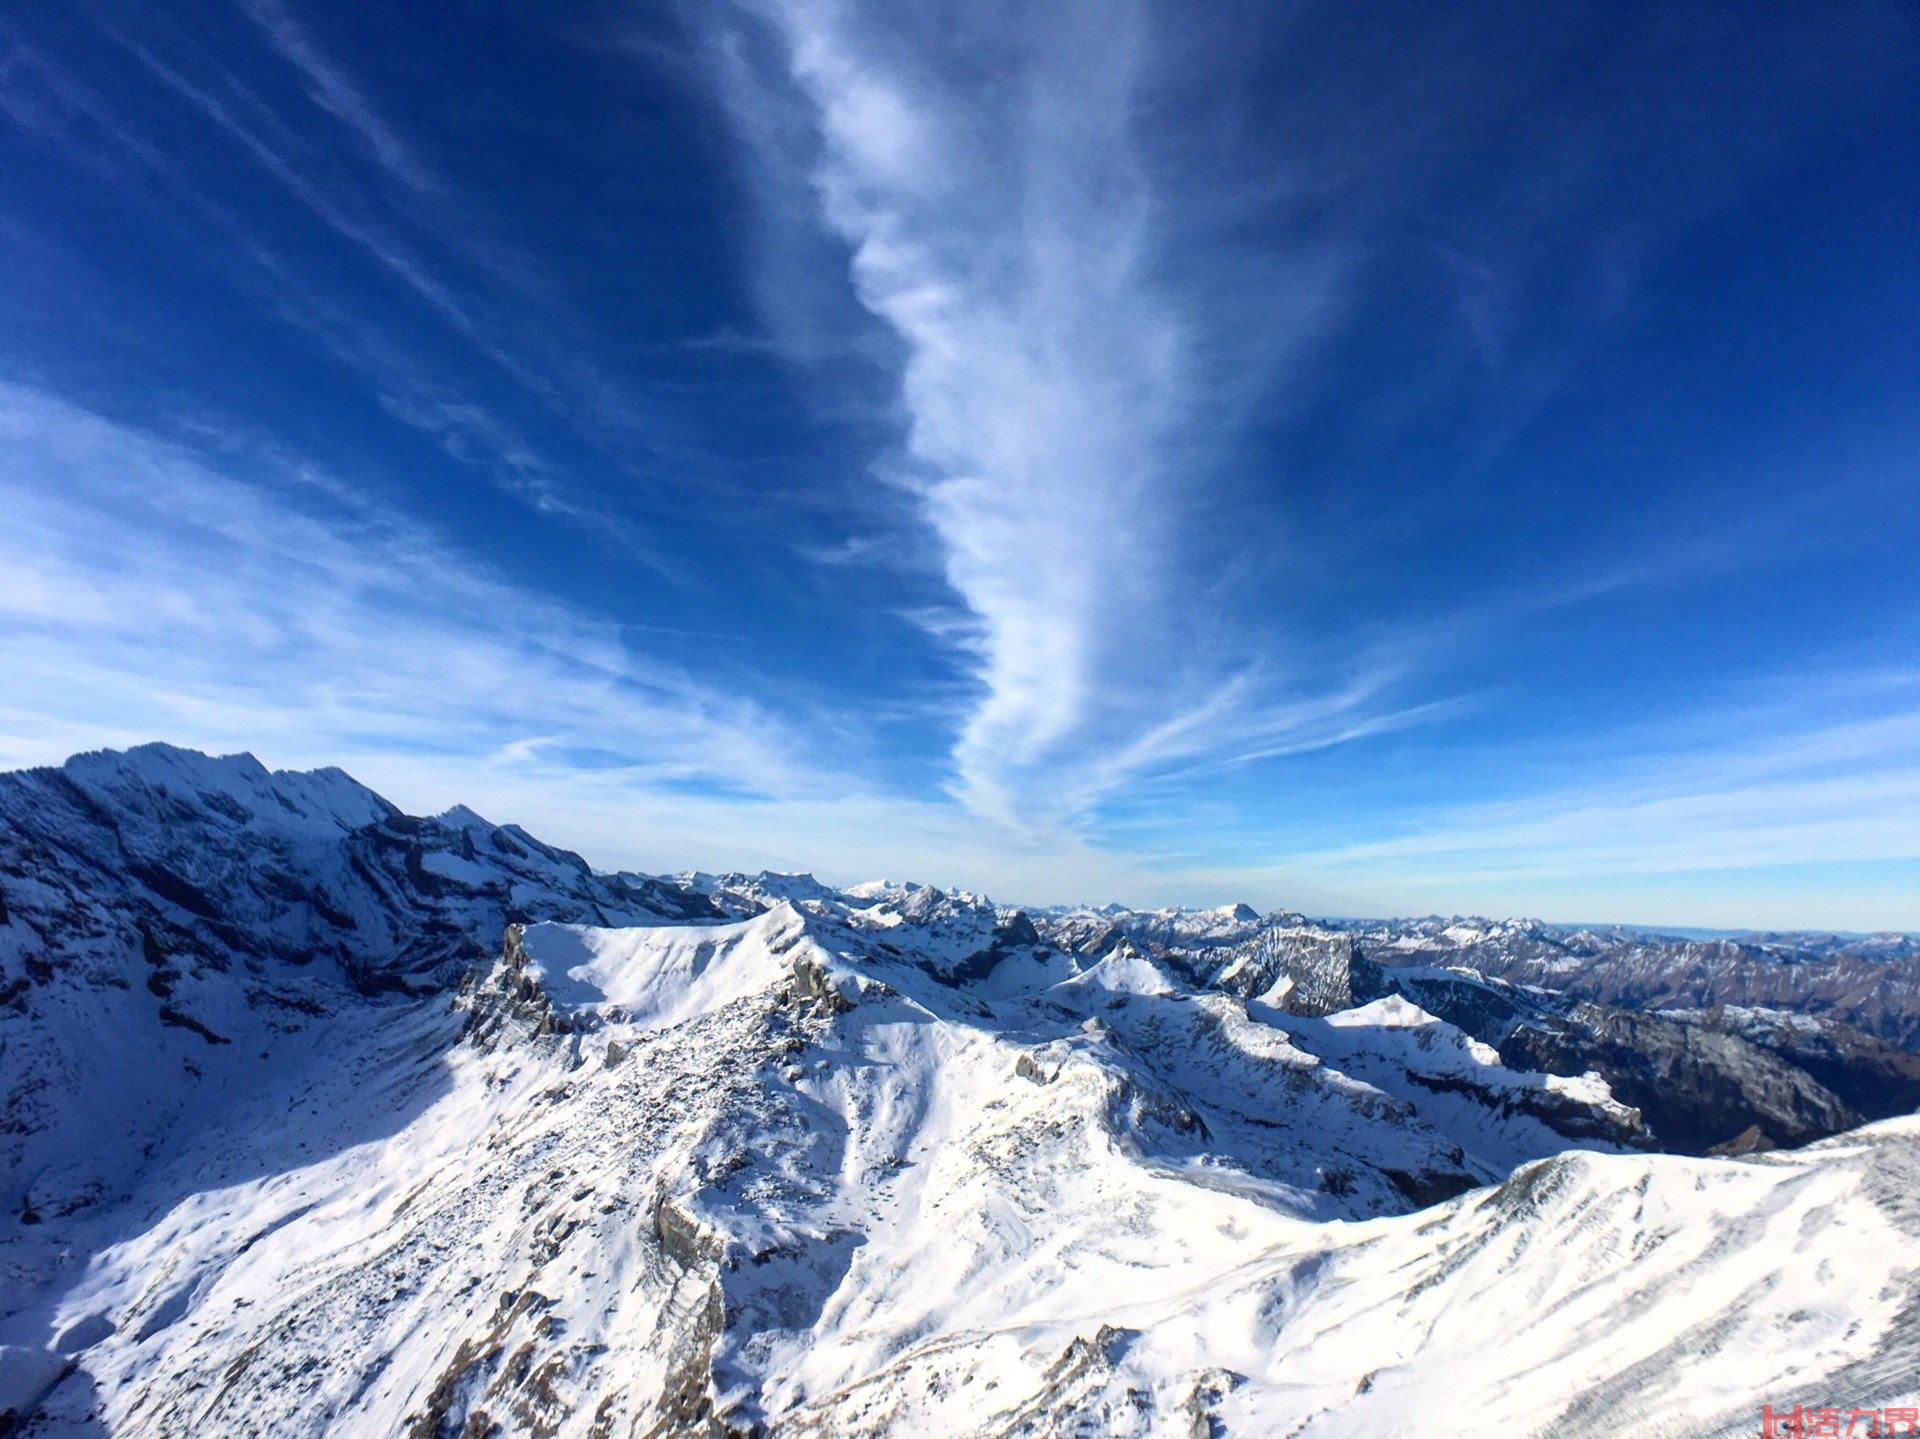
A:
[2, 744, 1917, 1435]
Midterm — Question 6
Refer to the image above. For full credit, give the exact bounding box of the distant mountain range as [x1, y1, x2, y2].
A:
[2, 745, 1915, 1436]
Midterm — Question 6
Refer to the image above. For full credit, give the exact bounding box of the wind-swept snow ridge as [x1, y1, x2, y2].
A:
[515, 906, 836, 1031]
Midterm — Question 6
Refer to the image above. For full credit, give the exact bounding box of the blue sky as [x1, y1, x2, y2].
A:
[1, 0, 1917, 927]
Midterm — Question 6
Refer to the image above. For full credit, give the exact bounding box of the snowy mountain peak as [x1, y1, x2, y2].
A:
[434, 802, 496, 831]
[58, 740, 395, 834]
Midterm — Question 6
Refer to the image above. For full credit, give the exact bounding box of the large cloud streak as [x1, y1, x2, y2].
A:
[720, 0, 1322, 831]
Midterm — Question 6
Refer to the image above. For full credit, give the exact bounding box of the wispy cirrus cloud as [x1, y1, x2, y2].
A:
[1, 18, 699, 568]
[0, 380, 1329, 905]
[5, 2, 1912, 932]
[1, 28, 547, 496]
[708, 0, 1372, 832]
[0, 382, 811, 800]
[693, 0, 1920, 858]
[236, 0, 439, 195]
[1204, 688, 1920, 928]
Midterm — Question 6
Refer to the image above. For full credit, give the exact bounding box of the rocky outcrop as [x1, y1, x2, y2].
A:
[1497, 1003, 1860, 1153]
[1210, 928, 1361, 1014]
[1676, 1005, 1920, 1122]
[460, 923, 573, 1047]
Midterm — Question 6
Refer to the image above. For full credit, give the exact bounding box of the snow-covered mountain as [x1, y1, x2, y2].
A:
[1041, 906, 1910, 1155]
[1342, 912, 1920, 1049]
[0, 744, 717, 1225]
[2, 746, 1915, 1436]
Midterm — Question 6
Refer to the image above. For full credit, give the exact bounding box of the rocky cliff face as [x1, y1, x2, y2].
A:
[1677, 1004, 1920, 1122]
[0, 742, 716, 993]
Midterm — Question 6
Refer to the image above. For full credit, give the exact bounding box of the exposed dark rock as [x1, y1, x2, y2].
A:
[1383, 1167, 1480, 1207]
[461, 924, 572, 1046]
[1052, 905, 1899, 1157]
[1368, 925, 1920, 1052]
[939, 909, 1046, 986]
[1708, 1125, 1776, 1156]
[1015, 1052, 1054, 1085]
[787, 951, 854, 1016]
[1677, 1006, 1920, 1122]
[1210, 929, 1360, 1016]
[1496, 1004, 1857, 1154]
[157, 1005, 230, 1046]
